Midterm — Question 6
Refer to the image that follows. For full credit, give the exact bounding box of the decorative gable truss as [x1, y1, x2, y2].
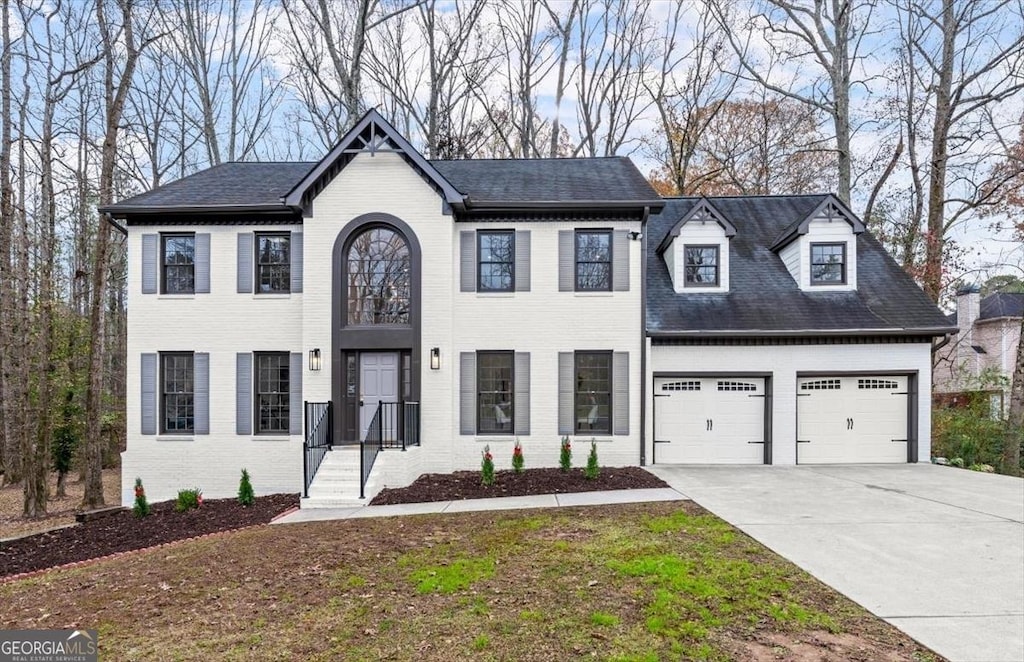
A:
[771, 195, 865, 291]
[283, 109, 466, 214]
[656, 198, 736, 294]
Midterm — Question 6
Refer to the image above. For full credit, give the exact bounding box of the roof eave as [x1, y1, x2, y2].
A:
[465, 199, 665, 212]
[647, 326, 959, 339]
[99, 203, 296, 219]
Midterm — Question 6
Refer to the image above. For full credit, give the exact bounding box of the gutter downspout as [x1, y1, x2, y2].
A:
[932, 332, 953, 353]
[105, 213, 127, 236]
[639, 205, 650, 466]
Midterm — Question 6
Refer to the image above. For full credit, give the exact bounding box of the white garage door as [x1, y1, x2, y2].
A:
[653, 377, 766, 464]
[797, 375, 909, 464]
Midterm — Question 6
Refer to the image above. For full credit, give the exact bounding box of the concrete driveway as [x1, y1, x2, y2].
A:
[648, 464, 1024, 662]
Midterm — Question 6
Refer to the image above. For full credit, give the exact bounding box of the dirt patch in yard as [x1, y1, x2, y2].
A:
[371, 466, 668, 505]
[0, 469, 121, 539]
[0, 493, 297, 579]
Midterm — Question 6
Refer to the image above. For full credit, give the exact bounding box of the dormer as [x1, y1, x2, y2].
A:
[657, 198, 736, 294]
[770, 195, 864, 291]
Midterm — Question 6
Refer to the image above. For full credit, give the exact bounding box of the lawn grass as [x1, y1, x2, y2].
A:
[0, 501, 940, 661]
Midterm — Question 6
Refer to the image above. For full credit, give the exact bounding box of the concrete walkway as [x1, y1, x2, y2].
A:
[648, 464, 1024, 662]
[273, 487, 685, 524]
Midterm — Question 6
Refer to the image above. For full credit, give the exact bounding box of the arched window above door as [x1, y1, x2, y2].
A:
[346, 226, 411, 325]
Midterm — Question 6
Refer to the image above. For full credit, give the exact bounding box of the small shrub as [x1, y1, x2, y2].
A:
[968, 463, 995, 473]
[932, 398, 1004, 469]
[559, 436, 572, 472]
[132, 477, 151, 518]
[511, 439, 525, 474]
[175, 488, 203, 512]
[481, 445, 495, 486]
[238, 468, 255, 506]
[585, 440, 600, 480]
[949, 457, 965, 468]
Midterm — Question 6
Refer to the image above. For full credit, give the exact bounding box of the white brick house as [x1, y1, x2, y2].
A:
[101, 110, 954, 506]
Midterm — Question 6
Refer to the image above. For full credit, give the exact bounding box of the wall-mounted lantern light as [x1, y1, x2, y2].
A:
[430, 347, 441, 370]
[309, 348, 322, 371]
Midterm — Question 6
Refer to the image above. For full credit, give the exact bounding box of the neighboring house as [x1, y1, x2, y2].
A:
[100, 110, 954, 506]
[934, 287, 1023, 415]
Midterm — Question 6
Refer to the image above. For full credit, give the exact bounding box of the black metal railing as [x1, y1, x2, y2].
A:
[303, 401, 333, 498]
[360, 400, 420, 498]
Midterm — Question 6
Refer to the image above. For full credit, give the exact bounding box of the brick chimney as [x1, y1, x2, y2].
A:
[955, 285, 981, 383]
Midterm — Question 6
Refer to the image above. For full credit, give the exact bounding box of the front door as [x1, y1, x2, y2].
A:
[359, 352, 400, 440]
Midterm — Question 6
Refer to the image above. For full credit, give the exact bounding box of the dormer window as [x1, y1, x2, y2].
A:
[810, 243, 846, 285]
[684, 246, 720, 287]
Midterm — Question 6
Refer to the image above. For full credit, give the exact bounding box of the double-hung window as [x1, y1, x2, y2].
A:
[684, 245, 719, 287]
[575, 230, 612, 291]
[162, 234, 195, 294]
[477, 351, 514, 434]
[256, 233, 291, 293]
[256, 352, 290, 433]
[161, 352, 194, 433]
[477, 231, 514, 292]
[574, 351, 611, 434]
[810, 243, 846, 285]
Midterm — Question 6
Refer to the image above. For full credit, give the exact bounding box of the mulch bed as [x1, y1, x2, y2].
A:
[370, 466, 669, 505]
[0, 493, 297, 579]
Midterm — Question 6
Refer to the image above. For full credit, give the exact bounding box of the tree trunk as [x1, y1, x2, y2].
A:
[1002, 317, 1024, 476]
[923, 0, 955, 303]
[84, 0, 144, 509]
[0, 0, 14, 488]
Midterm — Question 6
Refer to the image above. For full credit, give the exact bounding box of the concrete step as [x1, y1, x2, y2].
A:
[301, 496, 367, 509]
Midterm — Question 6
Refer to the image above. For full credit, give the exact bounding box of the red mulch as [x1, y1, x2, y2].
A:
[370, 466, 668, 505]
[0, 493, 297, 579]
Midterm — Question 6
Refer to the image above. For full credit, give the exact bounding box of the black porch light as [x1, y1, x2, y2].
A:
[309, 348, 322, 371]
[430, 347, 441, 370]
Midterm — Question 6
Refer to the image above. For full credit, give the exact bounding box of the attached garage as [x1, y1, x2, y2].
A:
[796, 375, 914, 464]
[653, 376, 770, 464]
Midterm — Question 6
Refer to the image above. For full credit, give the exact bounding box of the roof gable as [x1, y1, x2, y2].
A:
[283, 109, 465, 209]
[769, 195, 865, 252]
[656, 198, 737, 254]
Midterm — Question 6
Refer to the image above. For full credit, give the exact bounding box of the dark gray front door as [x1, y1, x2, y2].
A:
[359, 352, 399, 440]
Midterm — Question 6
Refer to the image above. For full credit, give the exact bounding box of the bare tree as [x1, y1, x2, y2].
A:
[644, 0, 738, 194]
[279, 0, 424, 148]
[84, 0, 159, 509]
[0, 0, 16, 487]
[572, 0, 658, 157]
[366, 0, 493, 158]
[709, 0, 882, 203]
[883, 0, 1024, 301]
[167, 0, 281, 165]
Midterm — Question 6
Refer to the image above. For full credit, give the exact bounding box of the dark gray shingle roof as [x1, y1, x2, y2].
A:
[108, 162, 316, 211]
[104, 156, 660, 213]
[646, 196, 954, 335]
[431, 157, 660, 205]
[980, 293, 1024, 320]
